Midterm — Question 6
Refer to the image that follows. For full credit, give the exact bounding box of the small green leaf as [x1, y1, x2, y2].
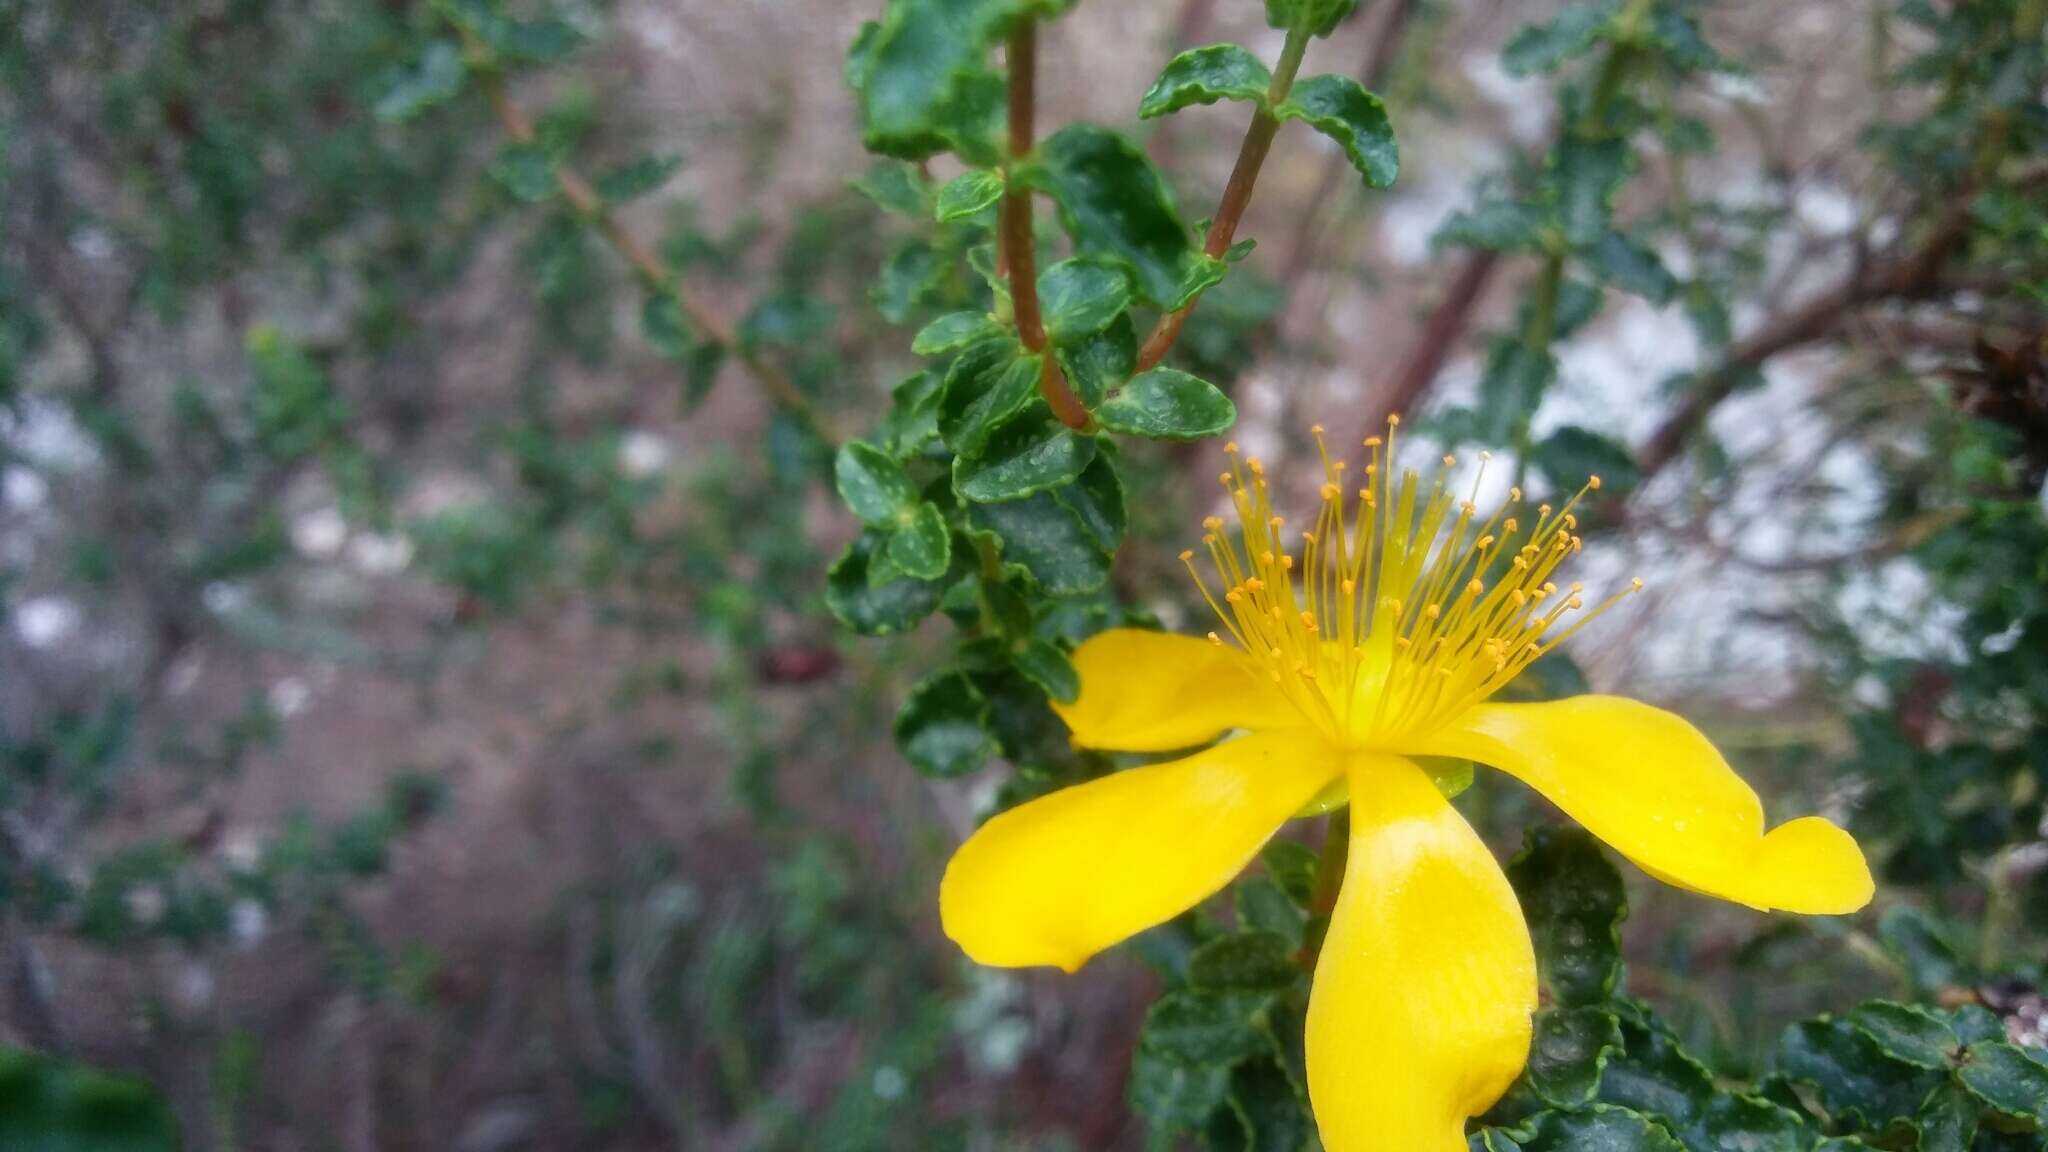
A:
[1582, 231, 1676, 304]
[596, 154, 683, 203]
[939, 339, 1039, 456]
[1553, 135, 1629, 247]
[1129, 1048, 1230, 1139]
[1274, 75, 1398, 188]
[953, 412, 1097, 503]
[1098, 368, 1236, 440]
[936, 168, 1005, 222]
[853, 161, 935, 217]
[912, 311, 1003, 356]
[1140, 990, 1273, 1067]
[1139, 44, 1273, 119]
[1261, 840, 1319, 906]
[848, 0, 1014, 160]
[1506, 827, 1626, 1006]
[642, 291, 694, 358]
[826, 532, 945, 636]
[0, 1048, 180, 1152]
[459, 5, 586, 65]
[375, 40, 466, 123]
[1012, 638, 1080, 704]
[1516, 1105, 1686, 1152]
[1476, 337, 1558, 441]
[1038, 257, 1133, 343]
[893, 671, 996, 778]
[1033, 125, 1200, 307]
[1208, 1057, 1311, 1152]
[835, 442, 920, 526]
[491, 141, 559, 203]
[886, 503, 952, 579]
[1503, 2, 1619, 76]
[1188, 932, 1298, 992]
[1526, 1006, 1624, 1107]
[1772, 1017, 1946, 1132]
[1055, 315, 1137, 408]
[1878, 907, 1968, 996]
[1235, 878, 1305, 943]
[1915, 1083, 1978, 1152]
[1958, 1042, 2048, 1124]
[967, 454, 1124, 594]
[1435, 199, 1547, 252]
[1847, 1001, 1958, 1070]
[1167, 253, 1230, 311]
[1263, 0, 1358, 37]
[1531, 426, 1640, 496]
[875, 239, 941, 323]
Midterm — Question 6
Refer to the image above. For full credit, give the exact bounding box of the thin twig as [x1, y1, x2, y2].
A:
[1002, 23, 1092, 429]
[1136, 26, 1313, 373]
[476, 69, 837, 446]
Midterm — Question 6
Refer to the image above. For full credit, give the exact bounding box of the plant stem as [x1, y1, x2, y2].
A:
[475, 66, 837, 447]
[1002, 22, 1093, 431]
[1136, 25, 1313, 373]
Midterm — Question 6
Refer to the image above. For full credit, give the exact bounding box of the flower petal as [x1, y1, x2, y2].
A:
[1307, 754, 1536, 1152]
[1413, 696, 1873, 915]
[941, 729, 1341, 972]
[1052, 628, 1305, 751]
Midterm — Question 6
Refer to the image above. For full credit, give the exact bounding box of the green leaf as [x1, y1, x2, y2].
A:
[1167, 253, 1230, 311]
[1139, 44, 1273, 118]
[1877, 906, 1968, 996]
[913, 311, 1003, 356]
[1435, 199, 1547, 252]
[1915, 1083, 1979, 1152]
[1595, 1013, 1808, 1152]
[1959, 1042, 2048, 1124]
[826, 531, 946, 635]
[1476, 337, 1558, 441]
[1263, 0, 1358, 37]
[375, 40, 466, 123]
[835, 442, 920, 526]
[936, 168, 1005, 222]
[1097, 368, 1236, 440]
[939, 339, 1040, 456]
[893, 671, 996, 778]
[1553, 135, 1629, 247]
[967, 454, 1123, 594]
[953, 411, 1096, 503]
[1130, 1047, 1230, 1139]
[596, 154, 683, 203]
[853, 161, 935, 217]
[1505, 827, 1626, 1006]
[1140, 990, 1272, 1067]
[1011, 638, 1079, 703]
[1531, 426, 1641, 496]
[1274, 75, 1398, 188]
[1582, 231, 1676, 304]
[643, 290, 695, 358]
[1846, 1001, 1958, 1070]
[0, 1047, 180, 1152]
[1208, 1057, 1312, 1152]
[1235, 878, 1306, 944]
[1188, 932, 1299, 992]
[886, 503, 952, 579]
[1503, 2, 1619, 76]
[875, 239, 942, 324]
[451, 2, 586, 65]
[1038, 257, 1133, 343]
[1527, 1006, 1624, 1107]
[1055, 315, 1137, 407]
[847, 0, 1014, 160]
[1261, 840, 1319, 905]
[490, 141, 559, 203]
[1516, 1105, 1687, 1152]
[1033, 125, 1200, 307]
[1772, 1017, 1945, 1132]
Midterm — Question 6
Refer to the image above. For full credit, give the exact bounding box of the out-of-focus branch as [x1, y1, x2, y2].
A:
[477, 71, 837, 446]
[1631, 192, 1982, 483]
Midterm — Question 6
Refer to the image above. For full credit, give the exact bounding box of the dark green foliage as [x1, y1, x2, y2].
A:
[0, 1049, 179, 1151]
[1140, 45, 1275, 118]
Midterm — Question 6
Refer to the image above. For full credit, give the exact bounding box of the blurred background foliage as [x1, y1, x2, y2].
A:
[0, 0, 2044, 1147]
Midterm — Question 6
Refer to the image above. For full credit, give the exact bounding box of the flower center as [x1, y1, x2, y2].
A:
[1180, 418, 1642, 749]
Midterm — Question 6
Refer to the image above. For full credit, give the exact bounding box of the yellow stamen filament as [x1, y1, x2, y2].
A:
[1186, 419, 1642, 747]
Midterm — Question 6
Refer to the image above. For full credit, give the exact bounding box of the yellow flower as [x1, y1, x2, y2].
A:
[940, 421, 1873, 1152]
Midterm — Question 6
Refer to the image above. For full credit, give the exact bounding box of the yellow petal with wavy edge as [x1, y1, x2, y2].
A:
[941, 729, 1341, 972]
[1412, 696, 1873, 915]
[1051, 628, 1306, 752]
[1306, 754, 1535, 1152]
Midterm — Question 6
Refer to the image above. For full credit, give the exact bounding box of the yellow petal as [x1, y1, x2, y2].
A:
[1307, 754, 1535, 1152]
[941, 729, 1341, 972]
[1052, 628, 1305, 751]
[1412, 696, 1873, 915]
